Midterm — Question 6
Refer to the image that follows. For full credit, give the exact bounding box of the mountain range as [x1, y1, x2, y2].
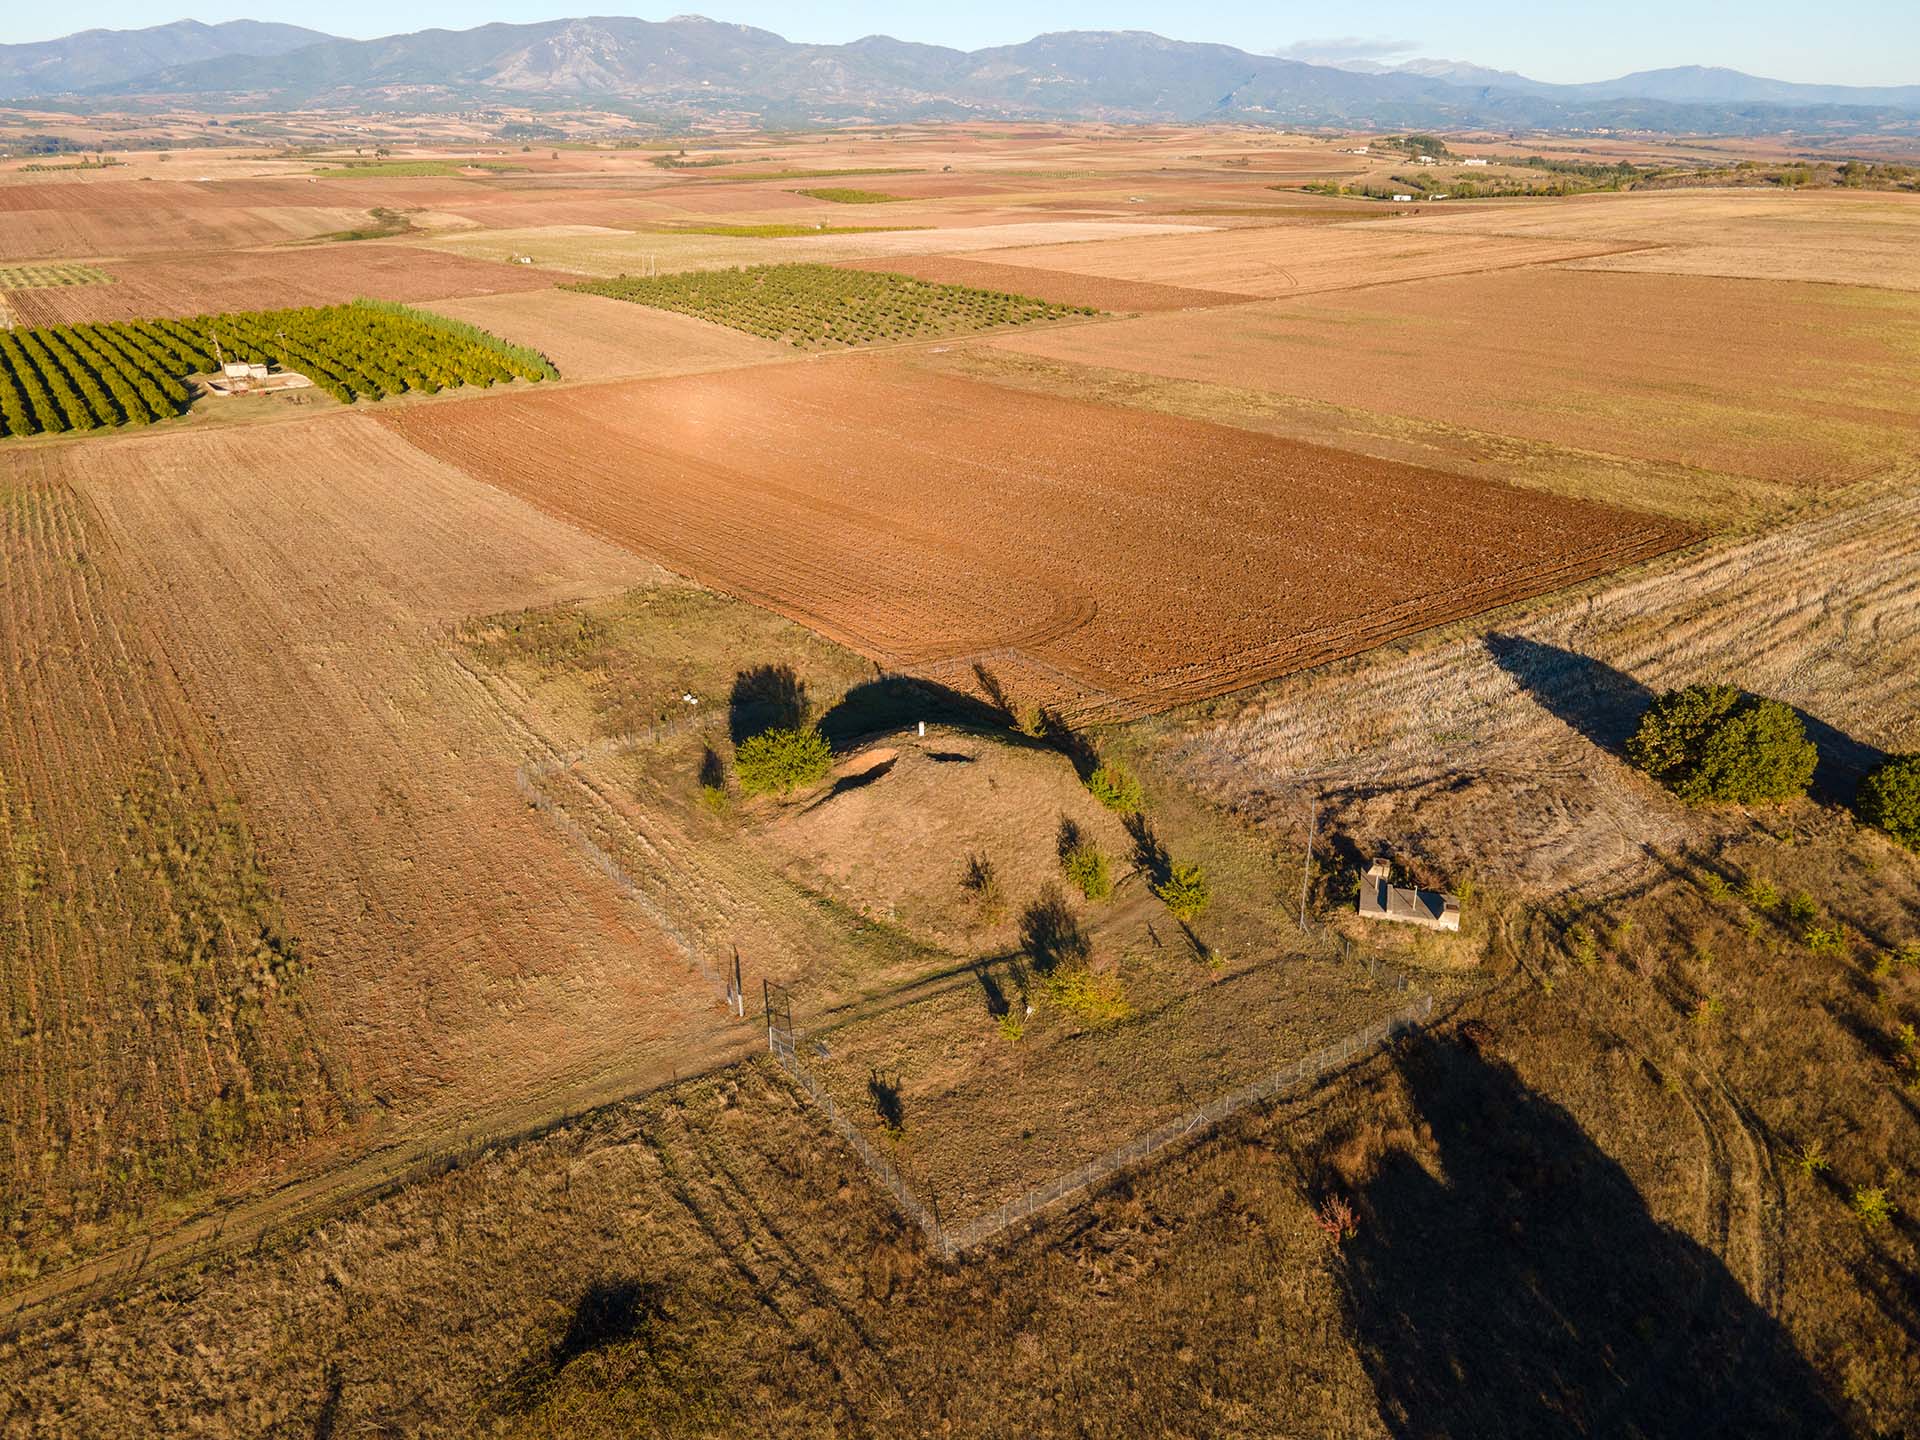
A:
[3, 16, 1917, 134]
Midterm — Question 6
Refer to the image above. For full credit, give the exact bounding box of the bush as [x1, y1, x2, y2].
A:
[1060, 842, 1112, 902]
[1857, 755, 1920, 850]
[1153, 861, 1211, 921]
[1626, 683, 1816, 804]
[733, 725, 832, 797]
[1850, 1184, 1895, 1228]
[1087, 763, 1143, 813]
[1044, 967, 1129, 1026]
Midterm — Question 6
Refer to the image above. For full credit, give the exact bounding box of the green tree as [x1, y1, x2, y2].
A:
[1626, 683, 1816, 804]
[1153, 862, 1211, 921]
[1857, 755, 1920, 849]
[733, 726, 833, 798]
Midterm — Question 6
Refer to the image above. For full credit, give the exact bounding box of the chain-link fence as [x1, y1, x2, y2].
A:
[767, 980, 1432, 1259]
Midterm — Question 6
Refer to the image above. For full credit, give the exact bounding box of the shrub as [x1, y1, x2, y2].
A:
[1626, 683, 1816, 804]
[1153, 861, 1211, 921]
[1060, 842, 1112, 902]
[1850, 1184, 1895, 1228]
[733, 725, 832, 797]
[1790, 1138, 1830, 1176]
[1857, 755, 1920, 850]
[1044, 967, 1129, 1026]
[959, 851, 1004, 920]
[1743, 876, 1780, 910]
[1087, 762, 1143, 814]
[1315, 1195, 1359, 1246]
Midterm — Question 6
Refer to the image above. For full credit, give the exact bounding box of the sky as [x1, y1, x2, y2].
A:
[10, 2, 1920, 88]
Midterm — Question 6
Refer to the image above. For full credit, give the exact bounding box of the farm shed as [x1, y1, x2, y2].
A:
[1357, 857, 1461, 932]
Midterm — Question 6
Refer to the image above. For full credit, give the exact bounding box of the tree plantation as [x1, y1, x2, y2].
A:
[0, 299, 556, 438]
[569, 263, 1097, 349]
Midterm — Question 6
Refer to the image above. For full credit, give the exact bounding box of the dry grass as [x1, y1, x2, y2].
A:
[422, 289, 790, 381]
[993, 268, 1920, 490]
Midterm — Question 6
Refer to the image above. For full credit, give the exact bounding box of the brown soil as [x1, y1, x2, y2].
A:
[6, 243, 565, 324]
[378, 354, 1694, 719]
[972, 224, 1638, 297]
[835, 253, 1247, 311]
[994, 267, 1920, 487]
[423, 289, 790, 380]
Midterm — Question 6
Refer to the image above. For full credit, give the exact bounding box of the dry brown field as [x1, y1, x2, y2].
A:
[1375, 189, 1920, 290]
[993, 267, 1920, 490]
[834, 253, 1247, 311]
[378, 355, 1692, 718]
[2, 243, 567, 324]
[422, 289, 790, 380]
[965, 224, 1640, 296]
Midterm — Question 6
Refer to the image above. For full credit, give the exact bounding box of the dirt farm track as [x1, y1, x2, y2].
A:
[380, 354, 1696, 718]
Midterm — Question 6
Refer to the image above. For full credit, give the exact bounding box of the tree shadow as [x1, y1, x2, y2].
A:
[729, 663, 809, 744]
[1341, 1034, 1844, 1438]
[816, 673, 1013, 751]
[1123, 811, 1171, 886]
[1486, 633, 1886, 804]
[1018, 885, 1091, 975]
[496, 1277, 669, 1414]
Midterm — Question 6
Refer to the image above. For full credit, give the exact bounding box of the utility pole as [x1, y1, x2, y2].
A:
[1299, 789, 1316, 931]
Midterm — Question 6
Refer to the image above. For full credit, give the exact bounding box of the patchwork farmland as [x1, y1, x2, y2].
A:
[0, 117, 1915, 1436]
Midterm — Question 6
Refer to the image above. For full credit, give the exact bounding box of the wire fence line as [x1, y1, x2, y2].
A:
[767, 981, 1433, 1260]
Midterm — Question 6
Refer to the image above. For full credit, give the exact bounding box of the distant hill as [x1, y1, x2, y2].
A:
[2, 16, 1915, 135]
[0, 19, 334, 100]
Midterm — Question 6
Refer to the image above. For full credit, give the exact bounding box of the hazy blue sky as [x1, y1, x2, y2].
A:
[12, 3, 1920, 87]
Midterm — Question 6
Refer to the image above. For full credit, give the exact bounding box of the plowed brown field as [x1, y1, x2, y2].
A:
[41, 418, 738, 1163]
[993, 267, 1920, 487]
[5, 244, 565, 324]
[969, 225, 1641, 297]
[379, 357, 1695, 719]
[835, 254, 1247, 311]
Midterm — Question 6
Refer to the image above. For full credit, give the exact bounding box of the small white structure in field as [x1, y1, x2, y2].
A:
[1391, 193, 1414, 202]
[1463, 157, 1489, 166]
[207, 361, 312, 397]
[1358, 857, 1460, 932]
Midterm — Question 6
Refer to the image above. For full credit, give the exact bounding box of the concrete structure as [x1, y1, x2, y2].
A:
[1463, 157, 1489, 166]
[1358, 857, 1461, 932]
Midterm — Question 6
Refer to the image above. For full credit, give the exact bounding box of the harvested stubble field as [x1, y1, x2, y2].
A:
[380, 356, 1694, 718]
[422, 289, 789, 381]
[0, 181, 377, 260]
[970, 223, 1641, 297]
[0, 475, 342, 1285]
[994, 267, 1920, 491]
[834, 253, 1247, 312]
[1387, 188, 1920, 291]
[569, 263, 1095, 348]
[2, 243, 564, 326]
[0, 416, 752, 1301]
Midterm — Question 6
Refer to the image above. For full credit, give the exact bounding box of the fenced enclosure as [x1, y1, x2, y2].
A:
[764, 975, 1433, 1258]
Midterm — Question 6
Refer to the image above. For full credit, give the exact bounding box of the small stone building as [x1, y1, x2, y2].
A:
[1357, 857, 1461, 932]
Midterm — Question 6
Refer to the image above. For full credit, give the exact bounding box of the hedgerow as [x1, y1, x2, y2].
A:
[567, 263, 1095, 350]
[1627, 683, 1817, 805]
[0, 299, 556, 440]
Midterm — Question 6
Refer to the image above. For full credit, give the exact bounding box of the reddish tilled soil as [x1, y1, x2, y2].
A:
[379, 356, 1696, 718]
[6, 244, 566, 324]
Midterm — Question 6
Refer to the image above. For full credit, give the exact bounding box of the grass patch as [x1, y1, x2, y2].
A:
[314, 159, 524, 178]
[302, 207, 420, 243]
[0, 263, 112, 289]
[796, 187, 909, 205]
[567, 263, 1095, 350]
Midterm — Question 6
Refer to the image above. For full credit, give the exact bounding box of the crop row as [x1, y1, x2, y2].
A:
[0, 300, 557, 440]
[568, 263, 1097, 349]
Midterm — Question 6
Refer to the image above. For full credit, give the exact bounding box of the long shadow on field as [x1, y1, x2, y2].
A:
[1342, 1033, 1842, 1438]
[496, 1277, 672, 1414]
[816, 672, 1033, 750]
[1485, 634, 1885, 805]
[730, 663, 810, 743]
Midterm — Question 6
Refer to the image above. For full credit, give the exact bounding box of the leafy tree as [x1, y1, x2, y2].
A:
[1060, 842, 1112, 901]
[1153, 861, 1211, 921]
[733, 725, 832, 798]
[1857, 755, 1920, 850]
[1626, 683, 1816, 804]
[1087, 763, 1143, 814]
